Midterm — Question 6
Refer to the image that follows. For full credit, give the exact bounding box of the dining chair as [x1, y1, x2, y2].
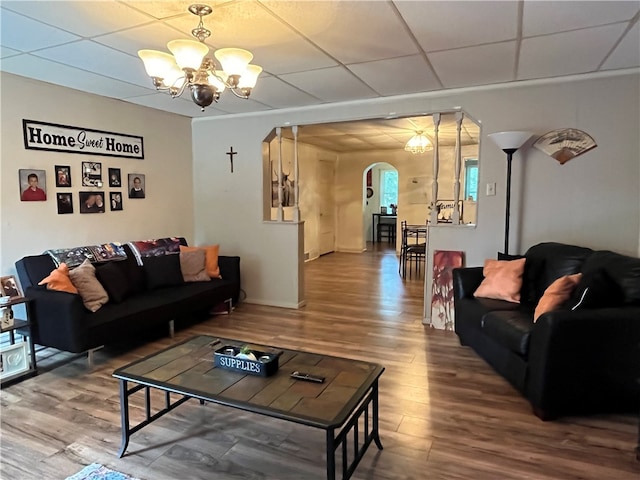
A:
[399, 222, 427, 279]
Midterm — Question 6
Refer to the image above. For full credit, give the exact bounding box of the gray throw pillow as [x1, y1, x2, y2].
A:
[69, 259, 109, 312]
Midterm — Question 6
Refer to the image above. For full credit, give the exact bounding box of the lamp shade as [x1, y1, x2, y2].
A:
[404, 132, 432, 154]
[214, 48, 253, 76]
[238, 64, 263, 89]
[207, 71, 227, 92]
[167, 39, 209, 71]
[488, 131, 533, 152]
[138, 50, 177, 79]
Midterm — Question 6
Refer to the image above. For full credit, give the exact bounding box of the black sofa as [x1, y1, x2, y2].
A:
[453, 242, 640, 420]
[15, 242, 240, 361]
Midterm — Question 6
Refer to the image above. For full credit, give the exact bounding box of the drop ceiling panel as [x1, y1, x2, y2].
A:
[0, 46, 21, 58]
[279, 67, 377, 103]
[263, 1, 418, 64]
[0, 8, 80, 52]
[248, 76, 322, 109]
[32, 40, 151, 88]
[395, 1, 518, 52]
[94, 22, 190, 57]
[429, 42, 517, 88]
[602, 22, 640, 70]
[347, 55, 441, 96]
[1, 54, 155, 99]
[2, 1, 154, 37]
[518, 24, 628, 80]
[522, 0, 640, 37]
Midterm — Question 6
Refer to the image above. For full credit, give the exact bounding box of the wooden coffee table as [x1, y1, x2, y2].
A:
[112, 335, 385, 480]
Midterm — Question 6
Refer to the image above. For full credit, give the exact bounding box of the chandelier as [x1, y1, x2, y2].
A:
[138, 4, 262, 111]
[404, 132, 433, 154]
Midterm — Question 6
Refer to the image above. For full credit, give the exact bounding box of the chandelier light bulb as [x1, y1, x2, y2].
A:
[238, 64, 263, 89]
[214, 48, 253, 77]
[138, 50, 177, 79]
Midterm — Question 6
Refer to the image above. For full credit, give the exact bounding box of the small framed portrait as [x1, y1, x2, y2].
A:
[110, 192, 123, 211]
[82, 161, 103, 187]
[108, 168, 121, 187]
[55, 165, 71, 187]
[19, 169, 47, 202]
[79, 191, 106, 213]
[0, 275, 22, 298]
[128, 173, 145, 199]
[57, 193, 73, 214]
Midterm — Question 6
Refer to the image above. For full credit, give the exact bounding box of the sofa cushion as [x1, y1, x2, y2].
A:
[568, 268, 625, 310]
[143, 254, 184, 290]
[179, 249, 210, 282]
[524, 242, 592, 301]
[474, 258, 526, 303]
[534, 273, 582, 322]
[180, 244, 221, 278]
[95, 261, 131, 303]
[498, 252, 542, 306]
[579, 250, 640, 305]
[481, 310, 534, 357]
[69, 259, 109, 312]
[38, 262, 78, 294]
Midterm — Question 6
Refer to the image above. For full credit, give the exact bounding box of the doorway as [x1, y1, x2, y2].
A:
[364, 163, 398, 249]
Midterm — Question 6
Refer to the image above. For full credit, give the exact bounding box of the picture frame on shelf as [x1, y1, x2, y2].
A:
[55, 165, 71, 187]
[0, 342, 30, 380]
[0, 275, 22, 298]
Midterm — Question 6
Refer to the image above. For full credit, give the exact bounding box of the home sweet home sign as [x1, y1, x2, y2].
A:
[23, 120, 144, 159]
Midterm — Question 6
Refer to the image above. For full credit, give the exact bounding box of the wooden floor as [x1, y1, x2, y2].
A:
[1, 244, 638, 480]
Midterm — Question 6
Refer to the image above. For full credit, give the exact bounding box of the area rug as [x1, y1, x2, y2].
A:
[65, 463, 140, 480]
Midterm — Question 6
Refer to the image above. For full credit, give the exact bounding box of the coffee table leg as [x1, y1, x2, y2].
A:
[117, 379, 130, 458]
[372, 382, 383, 450]
[326, 427, 336, 480]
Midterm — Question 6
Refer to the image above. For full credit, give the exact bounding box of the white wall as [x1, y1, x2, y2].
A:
[0, 72, 194, 277]
[192, 71, 639, 312]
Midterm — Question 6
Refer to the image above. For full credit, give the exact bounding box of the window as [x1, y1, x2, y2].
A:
[464, 159, 478, 201]
[380, 169, 398, 208]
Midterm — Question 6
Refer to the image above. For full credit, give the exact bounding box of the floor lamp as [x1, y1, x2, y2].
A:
[488, 131, 533, 255]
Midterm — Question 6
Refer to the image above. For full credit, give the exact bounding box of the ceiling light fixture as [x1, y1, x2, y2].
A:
[404, 132, 433, 154]
[138, 4, 262, 111]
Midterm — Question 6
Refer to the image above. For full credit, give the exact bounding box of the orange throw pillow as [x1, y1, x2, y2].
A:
[180, 244, 221, 278]
[38, 262, 78, 294]
[473, 258, 526, 303]
[534, 273, 582, 322]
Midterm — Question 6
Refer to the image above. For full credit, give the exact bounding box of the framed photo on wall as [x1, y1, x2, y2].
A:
[19, 169, 47, 201]
[128, 174, 145, 198]
[82, 162, 102, 187]
[108, 168, 121, 187]
[55, 165, 71, 187]
[56, 193, 73, 214]
[79, 191, 105, 213]
[110, 192, 123, 211]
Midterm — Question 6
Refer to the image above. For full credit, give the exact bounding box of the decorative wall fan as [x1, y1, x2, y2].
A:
[533, 128, 597, 164]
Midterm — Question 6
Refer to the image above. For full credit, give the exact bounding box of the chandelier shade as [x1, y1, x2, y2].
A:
[404, 132, 433, 154]
[137, 4, 262, 111]
[167, 39, 209, 71]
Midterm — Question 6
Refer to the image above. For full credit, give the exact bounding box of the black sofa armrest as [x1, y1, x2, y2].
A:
[218, 256, 241, 304]
[25, 285, 90, 353]
[453, 267, 484, 299]
[527, 306, 640, 419]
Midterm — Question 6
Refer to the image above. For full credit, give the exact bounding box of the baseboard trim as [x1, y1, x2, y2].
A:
[243, 298, 306, 309]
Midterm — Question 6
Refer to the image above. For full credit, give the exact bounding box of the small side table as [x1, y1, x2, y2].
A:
[0, 297, 37, 387]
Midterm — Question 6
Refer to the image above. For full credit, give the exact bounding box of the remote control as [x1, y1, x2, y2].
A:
[291, 371, 325, 383]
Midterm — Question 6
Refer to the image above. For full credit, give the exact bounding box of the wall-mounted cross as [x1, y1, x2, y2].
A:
[226, 147, 237, 173]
